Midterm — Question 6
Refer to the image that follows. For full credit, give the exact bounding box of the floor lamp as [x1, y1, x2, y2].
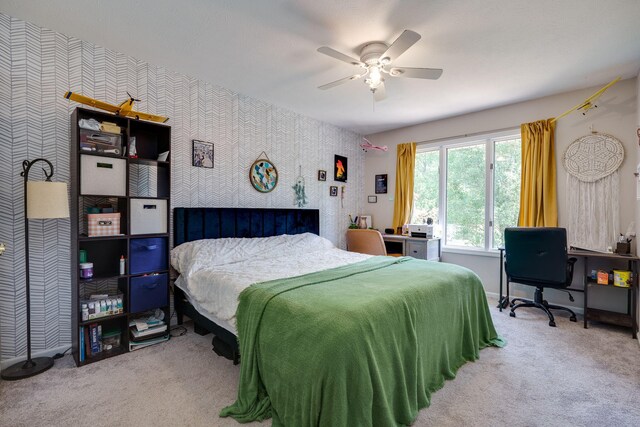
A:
[1, 158, 69, 381]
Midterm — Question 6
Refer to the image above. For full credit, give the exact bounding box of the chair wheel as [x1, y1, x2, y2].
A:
[570, 316, 577, 322]
[549, 321, 556, 327]
[500, 299, 509, 309]
[509, 311, 516, 318]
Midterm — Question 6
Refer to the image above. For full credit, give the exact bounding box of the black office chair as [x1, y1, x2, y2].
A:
[504, 227, 577, 327]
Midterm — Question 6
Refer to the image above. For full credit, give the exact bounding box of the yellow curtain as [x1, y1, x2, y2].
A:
[392, 142, 417, 230]
[518, 119, 558, 227]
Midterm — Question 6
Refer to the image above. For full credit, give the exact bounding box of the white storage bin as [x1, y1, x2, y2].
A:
[130, 199, 167, 235]
[80, 155, 126, 196]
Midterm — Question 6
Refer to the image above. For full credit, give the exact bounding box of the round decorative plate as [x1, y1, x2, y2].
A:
[250, 158, 278, 193]
[563, 134, 624, 182]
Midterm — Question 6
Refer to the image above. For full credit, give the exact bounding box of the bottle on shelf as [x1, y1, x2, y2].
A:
[119, 255, 126, 275]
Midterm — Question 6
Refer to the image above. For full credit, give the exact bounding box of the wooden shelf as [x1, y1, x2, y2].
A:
[79, 234, 127, 241]
[79, 193, 128, 198]
[585, 308, 633, 328]
[78, 151, 125, 160]
[80, 274, 129, 283]
[77, 346, 127, 366]
[79, 312, 128, 326]
[586, 278, 632, 289]
[129, 157, 169, 167]
[129, 233, 169, 239]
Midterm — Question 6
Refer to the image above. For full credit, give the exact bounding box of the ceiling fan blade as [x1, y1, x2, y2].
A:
[318, 73, 365, 90]
[373, 82, 387, 102]
[317, 46, 364, 67]
[389, 67, 443, 80]
[380, 30, 421, 63]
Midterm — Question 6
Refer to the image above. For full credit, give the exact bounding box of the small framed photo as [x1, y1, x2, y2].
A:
[318, 170, 327, 181]
[329, 186, 338, 197]
[193, 140, 214, 168]
[334, 155, 347, 182]
[375, 174, 387, 194]
[368, 195, 377, 203]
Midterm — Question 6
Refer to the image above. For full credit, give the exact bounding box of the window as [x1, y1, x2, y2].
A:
[446, 143, 486, 248]
[413, 131, 521, 251]
[492, 138, 521, 248]
[413, 149, 440, 225]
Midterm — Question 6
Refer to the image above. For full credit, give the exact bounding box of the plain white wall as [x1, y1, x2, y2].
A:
[363, 78, 638, 312]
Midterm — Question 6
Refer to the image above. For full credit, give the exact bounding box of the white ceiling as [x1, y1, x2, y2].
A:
[3, 0, 640, 134]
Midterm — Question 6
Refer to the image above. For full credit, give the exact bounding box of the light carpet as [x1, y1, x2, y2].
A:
[1, 298, 638, 427]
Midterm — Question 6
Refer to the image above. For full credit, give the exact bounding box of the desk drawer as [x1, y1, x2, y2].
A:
[407, 241, 427, 259]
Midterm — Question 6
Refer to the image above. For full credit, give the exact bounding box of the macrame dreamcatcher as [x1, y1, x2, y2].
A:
[292, 165, 308, 208]
[564, 133, 624, 251]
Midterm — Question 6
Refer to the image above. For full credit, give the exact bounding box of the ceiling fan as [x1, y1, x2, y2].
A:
[317, 30, 443, 102]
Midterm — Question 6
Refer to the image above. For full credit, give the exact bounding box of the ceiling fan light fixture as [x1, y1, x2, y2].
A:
[365, 65, 384, 89]
[317, 29, 442, 102]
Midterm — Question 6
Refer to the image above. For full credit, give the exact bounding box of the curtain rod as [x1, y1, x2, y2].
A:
[414, 125, 520, 146]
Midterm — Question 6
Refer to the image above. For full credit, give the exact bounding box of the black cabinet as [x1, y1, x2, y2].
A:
[70, 107, 171, 366]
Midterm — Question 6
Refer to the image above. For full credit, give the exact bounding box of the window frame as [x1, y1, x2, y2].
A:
[414, 129, 520, 253]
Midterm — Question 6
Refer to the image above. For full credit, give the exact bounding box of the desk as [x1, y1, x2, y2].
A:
[382, 235, 441, 261]
[498, 248, 638, 338]
[571, 250, 638, 338]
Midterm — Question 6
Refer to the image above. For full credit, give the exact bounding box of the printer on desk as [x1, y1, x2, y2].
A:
[408, 224, 434, 238]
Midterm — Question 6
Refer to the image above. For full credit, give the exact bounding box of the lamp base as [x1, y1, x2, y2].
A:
[1, 356, 54, 381]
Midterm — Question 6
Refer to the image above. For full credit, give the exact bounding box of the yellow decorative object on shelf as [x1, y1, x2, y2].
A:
[613, 270, 631, 288]
[64, 91, 169, 123]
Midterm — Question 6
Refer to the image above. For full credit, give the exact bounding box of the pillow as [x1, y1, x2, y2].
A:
[170, 233, 334, 276]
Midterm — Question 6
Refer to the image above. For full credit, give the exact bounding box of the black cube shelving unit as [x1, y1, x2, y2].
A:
[70, 107, 171, 366]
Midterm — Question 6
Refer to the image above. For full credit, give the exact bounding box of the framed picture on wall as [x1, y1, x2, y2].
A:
[368, 195, 377, 203]
[192, 140, 214, 168]
[334, 155, 347, 182]
[329, 186, 338, 196]
[375, 174, 387, 194]
[318, 170, 327, 181]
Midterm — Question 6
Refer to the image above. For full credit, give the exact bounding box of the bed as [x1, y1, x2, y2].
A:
[172, 207, 323, 362]
[171, 207, 504, 426]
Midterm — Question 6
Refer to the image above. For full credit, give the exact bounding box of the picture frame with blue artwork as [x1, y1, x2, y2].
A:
[250, 156, 278, 193]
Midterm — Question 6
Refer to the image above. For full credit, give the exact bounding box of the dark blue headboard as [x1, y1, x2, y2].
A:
[173, 208, 320, 246]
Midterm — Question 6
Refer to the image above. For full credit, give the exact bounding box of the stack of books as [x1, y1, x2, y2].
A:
[79, 324, 101, 362]
[129, 316, 169, 351]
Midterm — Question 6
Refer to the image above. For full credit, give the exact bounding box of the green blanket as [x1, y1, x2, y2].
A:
[220, 256, 505, 426]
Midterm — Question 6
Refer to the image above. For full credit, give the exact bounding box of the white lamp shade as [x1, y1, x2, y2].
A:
[27, 181, 70, 219]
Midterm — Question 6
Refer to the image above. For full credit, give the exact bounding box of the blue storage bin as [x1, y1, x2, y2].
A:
[130, 273, 168, 313]
[130, 238, 168, 274]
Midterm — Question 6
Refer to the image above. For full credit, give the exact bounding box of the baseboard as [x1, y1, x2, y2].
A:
[0, 344, 70, 371]
[484, 291, 585, 315]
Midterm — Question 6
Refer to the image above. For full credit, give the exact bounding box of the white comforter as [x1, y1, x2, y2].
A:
[171, 233, 371, 332]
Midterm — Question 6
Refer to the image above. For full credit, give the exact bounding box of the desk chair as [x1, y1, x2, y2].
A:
[346, 229, 393, 256]
[504, 227, 577, 327]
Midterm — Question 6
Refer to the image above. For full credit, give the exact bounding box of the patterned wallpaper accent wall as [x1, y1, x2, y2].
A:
[0, 13, 363, 360]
